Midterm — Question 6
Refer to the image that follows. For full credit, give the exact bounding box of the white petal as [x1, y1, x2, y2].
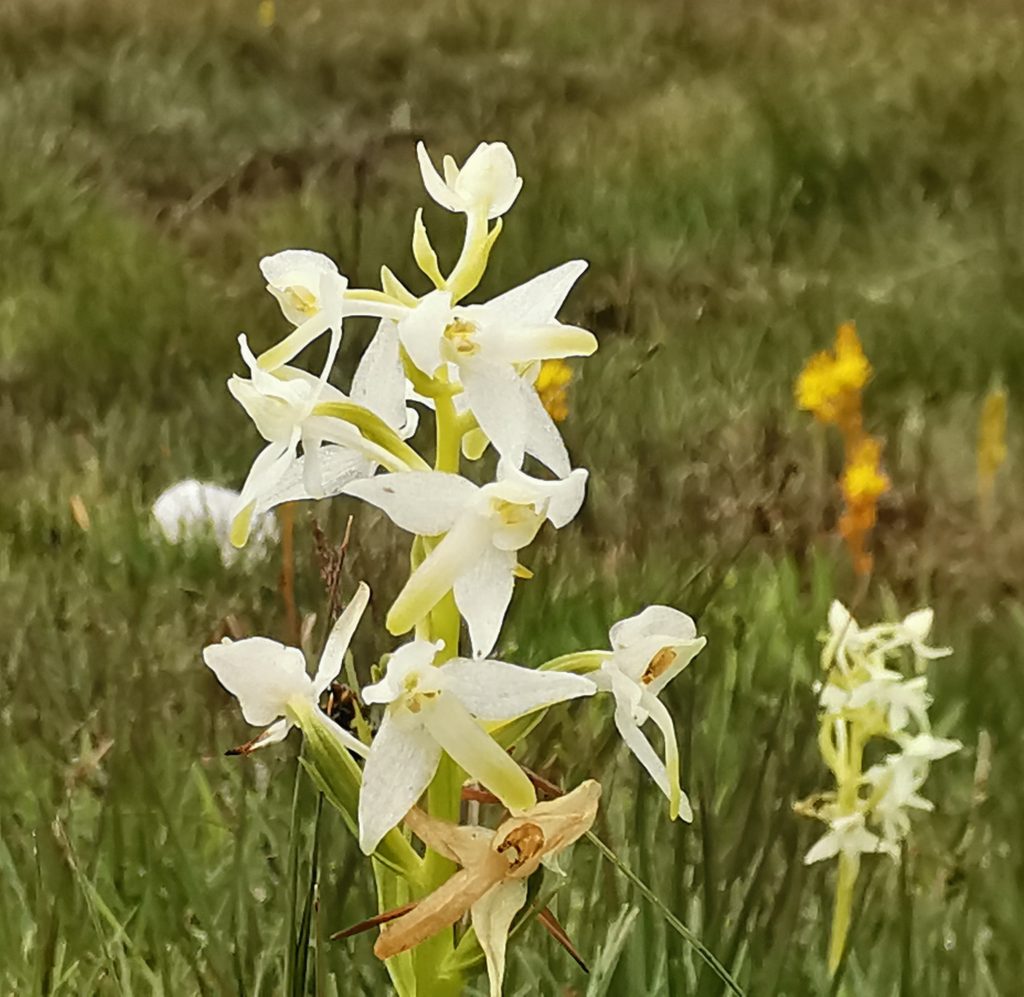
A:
[362, 640, 442, 706]
[203, 637, 311, 726]
[494, 463, 588, 529]
[804, 829, 842, 865]
[244, 718, 293, 751]
[232, 440, 298, 546]
[313, 581, 371, 695]
[420, 694, 536, 813]
[459, 360, 529, 470]
[441, 657, 597, 720]
[358, 710, 441, 855]
[259, 249, 339, 288]
[476, 323, 597, 365]
[610, 606, 698, 650]
[351, 320, 410, 431]
[612, 702, 671, 800]
[453, 142, 522, 219]
[388, 515, 493, 636]
[472, 880, 529, 997]
[479, 261, 588, 327]
[452, 544, 517, 658]
[343, 471, 478, 535]
[397, 290, 452, 376]
[521, 386, 571, 477]
[251, 446, 373, 517]
[416, 141, 464, 213]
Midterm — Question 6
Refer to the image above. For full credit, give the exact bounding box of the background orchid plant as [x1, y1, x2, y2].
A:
[201, 140, 707, 996]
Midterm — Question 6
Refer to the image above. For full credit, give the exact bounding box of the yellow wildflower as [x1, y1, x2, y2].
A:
[839, 436, 889, 576]
[535, 358, 573, 423]
[796, 322, 870, 429]
[977, 386, 1007, 505]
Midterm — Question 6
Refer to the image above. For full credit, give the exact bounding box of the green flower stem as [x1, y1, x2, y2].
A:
[828, 722, 864, 976]
[406, 363, 467, 995]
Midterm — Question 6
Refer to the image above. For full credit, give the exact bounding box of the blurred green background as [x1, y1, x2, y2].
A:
[2, 0, 1023, 993]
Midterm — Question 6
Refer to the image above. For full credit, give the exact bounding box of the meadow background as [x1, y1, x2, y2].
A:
[2, 0, 1023, 993]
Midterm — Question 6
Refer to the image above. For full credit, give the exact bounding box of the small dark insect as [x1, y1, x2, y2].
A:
[325, 681, 359, 732]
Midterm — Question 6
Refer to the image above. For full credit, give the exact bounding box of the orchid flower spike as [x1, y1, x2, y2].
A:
[593, 607, 706, 821]
[203, 582, 371, 755]
[345, 463, 588, 657]
[416, 141, 523, 220]
[374, 781, 602, 997]
[357, 640, 595, 854]
[228, 323, 416, 547]
[396, 261, 596, 476]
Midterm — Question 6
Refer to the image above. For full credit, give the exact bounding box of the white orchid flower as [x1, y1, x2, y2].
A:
[203, 582, 371, 755]
[229, 322, 416, 546]
[256, 250, 348, 371]
[152, 479, 278, 564]
[357, 640, 595, 854]
[804, 811, 898, 866]
[416, 141, 523, 220]
[345, 463, 587, 657]
[396, 262, 595, 476]
[592, 607, 706, 821]
[864, 734, 960, 843]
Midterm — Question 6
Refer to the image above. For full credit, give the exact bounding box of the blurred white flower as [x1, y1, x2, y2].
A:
[416, 141, 523, 220]
[593, 607, 706, 821]
[804, 812, 898, 865]
[202, 582, 371, 755]
[847, 671, 931, 733]
[396, 262, 595, 476]
[345, 463, 587, 657]
[357, 640, 595, 854]
[825, 601, 950, 672]
[152, 479, 278, 564]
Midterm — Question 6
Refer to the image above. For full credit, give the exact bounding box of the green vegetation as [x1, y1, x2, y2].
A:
[2, 0, 1022, 993]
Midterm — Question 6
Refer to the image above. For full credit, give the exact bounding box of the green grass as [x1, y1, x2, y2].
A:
[2, 0, 1023, 992]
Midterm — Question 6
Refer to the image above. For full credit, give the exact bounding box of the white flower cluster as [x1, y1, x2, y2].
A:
[803, 601, 960, 866]
[197, 140, 707, 995]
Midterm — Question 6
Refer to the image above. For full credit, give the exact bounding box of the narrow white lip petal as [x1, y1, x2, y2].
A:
[315, 708, 370, 759]
[612, 701, 672, 800]
[351, 320, 409, 430]
[478, 260, 588, 327]
[358, 710, 442, 855]
[397, 290, 453, 376]
[451, 544, 517, 659]
[471, 879, 529, 997]
[644, 694, 691, 821]
[478, 324, 597, 365]
[231, 439, 297, 546]
[202, 637, 311, 726]
[343, 471, 478, 535]
[459, 360, 529, 471]
[313, 581, 371, 696]
[416, 141, 464, 213]
[388, 515, 494, 635]
[419, 694, 536, 813]
[300, 428, 325, 498]
[440, 657, 597, 720]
